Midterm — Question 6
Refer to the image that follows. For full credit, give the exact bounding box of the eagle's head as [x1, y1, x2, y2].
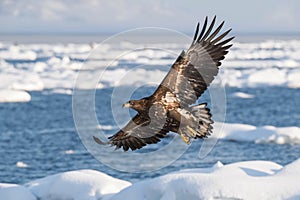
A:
[122, 99, 148, 113]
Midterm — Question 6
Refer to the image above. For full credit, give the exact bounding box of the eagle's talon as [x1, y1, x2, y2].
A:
[181, 134, 191, 144]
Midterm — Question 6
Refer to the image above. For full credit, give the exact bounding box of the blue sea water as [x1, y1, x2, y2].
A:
[0, 86, 299, 184]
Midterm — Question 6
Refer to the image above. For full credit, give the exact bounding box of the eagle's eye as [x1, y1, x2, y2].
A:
[129, 101, 134, 105]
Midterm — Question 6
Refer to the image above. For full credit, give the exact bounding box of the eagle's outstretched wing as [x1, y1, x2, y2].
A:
[94, 104, 170, 151]
[152, 16, 234, 107]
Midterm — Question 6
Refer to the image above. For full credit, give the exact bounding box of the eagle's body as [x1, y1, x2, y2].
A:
[93, 16, 234, 151]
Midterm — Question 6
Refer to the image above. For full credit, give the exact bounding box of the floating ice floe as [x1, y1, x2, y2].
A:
[213, 122, 300, 144]
[231, 92, 255, 99]
[16, 161, 29, 168]
[0, 89, 31, 103]
[64, 149, 74, 154]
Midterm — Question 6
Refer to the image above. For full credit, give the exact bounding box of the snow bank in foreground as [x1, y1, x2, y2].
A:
[0, 89, 31, 103]
[111, 159, 300, 200]
[214, 122, 300, 144]
[26, 169, 131, 200]
[2, 160, 300, 200]
[0, 184, 36, 200]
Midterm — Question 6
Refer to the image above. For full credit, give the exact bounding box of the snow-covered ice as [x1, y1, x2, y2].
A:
[111, 159, 300, 200]
[26, 169, 131, 200]
[2, 159, 300, 200]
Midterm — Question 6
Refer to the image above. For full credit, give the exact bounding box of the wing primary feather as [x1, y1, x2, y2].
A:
[206, 21, 224, 42]
[201, 16, 216, 41]
[122, 140, 129, 151]
[211, 29, 234, 45]
[210, 44, 233, 55]
[115, 142, 121, 150]
[192, 22, 200, 45]
[197, 16, 208, 42]
[134, 137, 146, 147]
[131, 137, 143, 149]
[216, 37, 234, 46]
[127, 138, 137, 151]
[222, 44, 233, 50]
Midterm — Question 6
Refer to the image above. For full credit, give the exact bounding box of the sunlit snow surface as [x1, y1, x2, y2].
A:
[0, 36, 300, 199]
[1, 160, 300, 200]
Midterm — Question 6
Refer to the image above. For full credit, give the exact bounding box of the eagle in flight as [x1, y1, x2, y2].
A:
[93, 16, 234, 151]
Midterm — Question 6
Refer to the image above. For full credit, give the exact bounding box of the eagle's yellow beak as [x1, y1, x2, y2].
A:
[122, 102, 131, 108]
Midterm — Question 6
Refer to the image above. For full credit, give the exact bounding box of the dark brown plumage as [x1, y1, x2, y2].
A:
[93, 16, 234, 151]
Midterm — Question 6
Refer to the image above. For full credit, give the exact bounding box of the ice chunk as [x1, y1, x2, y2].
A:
[213, 122, 300, 144]
[16, 161, 29, 168]
[232, 92, 254, 99]
[0, 89, 31, 103]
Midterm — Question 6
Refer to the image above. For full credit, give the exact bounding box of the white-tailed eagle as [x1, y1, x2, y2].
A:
[93, 16, 234, 151]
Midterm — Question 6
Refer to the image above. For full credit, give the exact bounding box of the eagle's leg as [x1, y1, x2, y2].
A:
[178, 128, 191, 144]
[186, 125, 198, 137]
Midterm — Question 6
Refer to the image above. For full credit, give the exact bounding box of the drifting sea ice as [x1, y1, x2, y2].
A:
[0, 89, 31, 103]
[0, 39, 300, 102]
[213, 122, 300, 145]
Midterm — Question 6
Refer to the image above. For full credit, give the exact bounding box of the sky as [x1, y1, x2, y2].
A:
[0, 0, 300, 34]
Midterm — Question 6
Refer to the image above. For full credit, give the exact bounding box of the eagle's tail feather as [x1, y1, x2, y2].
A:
[178, 103, 213, 144]
[185, 103, 214, 139]
[191, 103, 214, 138]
